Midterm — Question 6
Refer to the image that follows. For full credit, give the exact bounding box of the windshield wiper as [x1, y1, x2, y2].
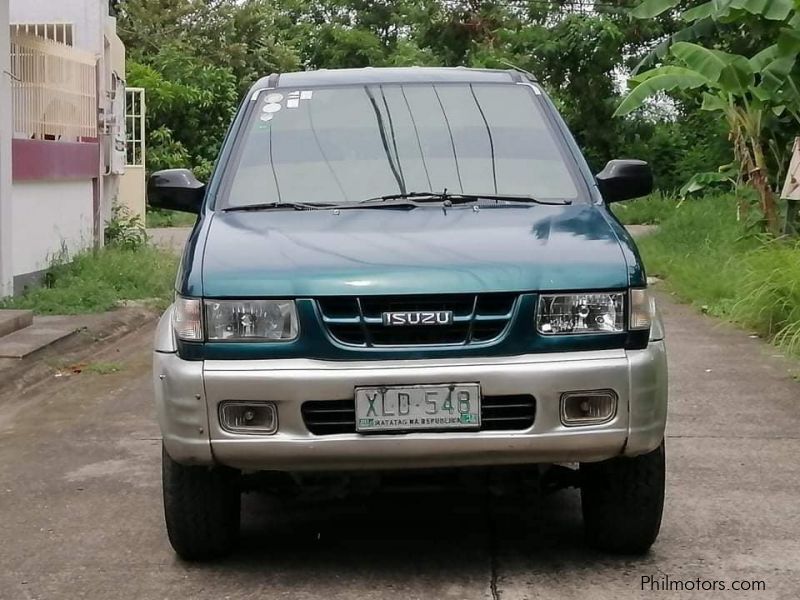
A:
[223, 192, 571, 212]
[223, 200, 419, 212]
[358, 191, 571, 206]
[222, 201, 335, 212]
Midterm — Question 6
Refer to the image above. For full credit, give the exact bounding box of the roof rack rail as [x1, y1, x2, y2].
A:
[496, 59, 537, 82]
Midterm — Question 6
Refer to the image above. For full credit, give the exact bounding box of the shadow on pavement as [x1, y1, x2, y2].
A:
[206, 474, 610, 575]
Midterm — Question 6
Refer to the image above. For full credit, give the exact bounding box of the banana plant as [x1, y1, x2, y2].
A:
[678, 164, 738, 197]
[630, 0, 798, 74]
[631, 0, 795, 22]
[615, 34, 800, 233]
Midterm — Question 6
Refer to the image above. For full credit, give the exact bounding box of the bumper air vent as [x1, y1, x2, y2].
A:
[301, 395, 535, 435]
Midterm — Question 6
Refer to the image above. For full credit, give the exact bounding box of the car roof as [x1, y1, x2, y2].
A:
[251, 66, 532, 91]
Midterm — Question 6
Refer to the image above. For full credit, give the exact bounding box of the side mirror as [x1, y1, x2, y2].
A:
[147, 169, 205, 214]
[596, 159, 653, 203]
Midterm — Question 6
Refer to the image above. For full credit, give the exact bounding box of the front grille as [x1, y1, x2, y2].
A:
[301, 395, 535, 435]
[317, 293, 517, 347]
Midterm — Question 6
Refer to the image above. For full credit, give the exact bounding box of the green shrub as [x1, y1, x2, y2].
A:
[636, 193, 800, 357]
[1, 246, 178, 315]
[637, 194, 750, 313]
[105, 204, 148, 250]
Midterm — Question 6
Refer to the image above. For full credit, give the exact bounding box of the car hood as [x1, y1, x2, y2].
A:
[198, 204, 632, 297]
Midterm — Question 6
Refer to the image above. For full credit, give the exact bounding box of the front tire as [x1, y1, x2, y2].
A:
[162, 445, 241, 560]
[580, 442, 665, 555]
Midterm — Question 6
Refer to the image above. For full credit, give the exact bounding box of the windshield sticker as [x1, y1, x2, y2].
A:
[285, 90, 312, 108]
[257, 113, 274, 129]
[256, 89, 313, 122]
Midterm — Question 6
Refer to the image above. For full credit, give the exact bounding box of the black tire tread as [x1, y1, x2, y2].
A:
[162, 445, 241, 560]
[580, 442, 665, 555]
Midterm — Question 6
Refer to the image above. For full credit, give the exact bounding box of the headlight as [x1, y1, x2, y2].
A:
[205, 299, 298, 341]
[536, 292, 625, 334]
[172, 296, 299, 342]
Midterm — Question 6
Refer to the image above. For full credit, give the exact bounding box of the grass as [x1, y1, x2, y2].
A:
[623, 192, 800, 358]
[84, 362, 124, 375]
[611, 191, 681, 225]
[146, 208, 197, 228]
[729, 241, 800, 356]
[0, 245, 179, 315]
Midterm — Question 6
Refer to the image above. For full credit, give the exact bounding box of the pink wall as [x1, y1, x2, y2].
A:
[12, 139, 100, 181]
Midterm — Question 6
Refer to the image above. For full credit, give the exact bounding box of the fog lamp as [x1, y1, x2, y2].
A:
[560, 390, 617, 426]
[219, 402, 278, 434]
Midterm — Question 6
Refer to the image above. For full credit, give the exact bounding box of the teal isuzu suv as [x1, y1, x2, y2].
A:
[150, 67, 667, 560]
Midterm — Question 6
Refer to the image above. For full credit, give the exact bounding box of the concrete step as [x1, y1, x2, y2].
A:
[0, 309, 34, 338]
[0, 316, 80, 359]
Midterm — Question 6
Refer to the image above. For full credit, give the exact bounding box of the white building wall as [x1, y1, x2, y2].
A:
[4, 0, 128, 296]
[10, 0, 105, 51]
[0, 0, 13, 296]
[11, 181, 94, 278]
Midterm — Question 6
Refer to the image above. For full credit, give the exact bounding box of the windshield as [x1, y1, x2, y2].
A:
[221, 82, 582, 208]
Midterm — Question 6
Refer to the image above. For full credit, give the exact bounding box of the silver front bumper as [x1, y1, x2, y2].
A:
[154, 312, 667, 471]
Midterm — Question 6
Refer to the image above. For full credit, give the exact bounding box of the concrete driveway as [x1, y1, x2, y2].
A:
[0, 294, 798, 599]
[148, 227, 193, 254]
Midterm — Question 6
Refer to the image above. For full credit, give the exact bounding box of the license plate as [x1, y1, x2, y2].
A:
[355, 384, 481, 433]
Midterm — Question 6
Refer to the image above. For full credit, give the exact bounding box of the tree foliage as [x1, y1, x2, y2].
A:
[620, 0, 800, 233]
[127, 47, 239, 179]
[117, 0, 734, 192]
[118, 0, 298, 178]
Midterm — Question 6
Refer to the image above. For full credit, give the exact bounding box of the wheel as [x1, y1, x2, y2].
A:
[162, 445, 241, 560]
[580, 441, 665, 555]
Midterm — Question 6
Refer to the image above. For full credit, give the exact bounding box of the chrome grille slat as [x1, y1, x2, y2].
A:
[317, 293, 517, 347]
